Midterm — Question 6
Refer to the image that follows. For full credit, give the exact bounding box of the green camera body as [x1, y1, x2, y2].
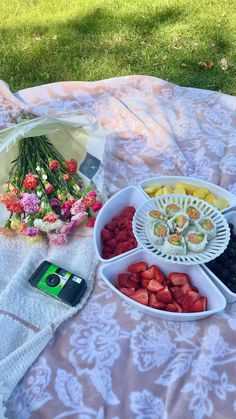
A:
[29, 261, 87, 306]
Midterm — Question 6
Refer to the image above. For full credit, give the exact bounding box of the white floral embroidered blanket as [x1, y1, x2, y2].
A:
[1, 76, 236, 419]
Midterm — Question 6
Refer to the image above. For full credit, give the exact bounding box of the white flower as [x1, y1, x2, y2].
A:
[36, 166, 41, 172]
[42, 174, 48, 180]
[37, 191, 43, 197]
[34, 219, 62, 232]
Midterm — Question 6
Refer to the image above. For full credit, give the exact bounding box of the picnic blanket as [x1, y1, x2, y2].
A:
[1, 76, 236, 419]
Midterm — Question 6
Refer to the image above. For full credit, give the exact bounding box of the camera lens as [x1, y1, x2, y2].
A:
[46, 274, 60, 287]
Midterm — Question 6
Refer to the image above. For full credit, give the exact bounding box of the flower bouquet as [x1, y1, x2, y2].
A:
[0, 134, 103, 245]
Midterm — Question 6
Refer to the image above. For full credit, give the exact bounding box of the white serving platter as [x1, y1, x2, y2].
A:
[202, 211, 236, 303]
[133, 194, 230, 265]
[100, 249, 226, 321]
[93, 186, 147, 262]
[138, 176, 236, 213]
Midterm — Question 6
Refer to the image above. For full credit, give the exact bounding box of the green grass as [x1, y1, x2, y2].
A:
[0, 0, 235, 94]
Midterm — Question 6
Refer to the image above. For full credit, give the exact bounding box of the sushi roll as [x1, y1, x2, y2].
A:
[147, 209, 167, 224]
[165, 203, 181, 219]
[186, 205, 203, 224]
[169, 212, 189, 234]
[163, 234, 186, 255]
[148, 221, 169, 245]
[186, 231, 208, 253]
[196, 218, 216, 240]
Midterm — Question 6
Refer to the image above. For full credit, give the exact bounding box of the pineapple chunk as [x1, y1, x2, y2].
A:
[163, 186, 174, 195]
[193, 187, 209, 199]
[213, 198, 229, 210]
[174, 185, 186, 195]
[155, 188, 164, 196]
[176, 183, 197, 194]
[205, 193, 216, 204]
[149, 192, 157, 198]
[144, 184, 161, 194]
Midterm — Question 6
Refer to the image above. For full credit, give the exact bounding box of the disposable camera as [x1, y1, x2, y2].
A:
[29, 261, 87, 306]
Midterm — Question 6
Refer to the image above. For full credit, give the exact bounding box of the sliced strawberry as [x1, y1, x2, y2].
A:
[130, 272, 141, 283]
[191, 298, 207, 312]
[131, 288, 148, 305]
[126, 278, 140, 289]
[166, 303, 178, 312]
[181, 282, 193, 294]
[180, 294, 194, 312]
[156, 286, 172, 303]
[154, 301, 166, 310]
[149, 292, 158, 307]
[127, 262, 148, 273]
[119, 287, 136, 297]
[147, 279, 165, 293]
[168, 272, 190, 286]
[141, 278, 151, 288]
[152, 265, 165, 283]
[141, 266, 156, 280]
[148, 293, 165, 309]
[173, 301, 183, 312]
[170, 287, 183, 304]
[186, 290, 201, 303]
[117, 273, 130, 287]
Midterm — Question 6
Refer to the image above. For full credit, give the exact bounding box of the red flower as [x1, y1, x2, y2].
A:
[43, 213, 58, 223]
[49, 160, 60, 171]
[6, 202, 24, 213]
[63, 174, 71, 181]
[91, 201, 103, 212]
[86, 217, 96, 228]
[23, 173, 37, 190]
[45, 183, 54, 194]
[65, 159, 78, 174]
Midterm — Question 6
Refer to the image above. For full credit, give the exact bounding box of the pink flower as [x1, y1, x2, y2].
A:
[86, 217, 96, 228]
[61, 200, 72, 218]
[63, 174, 71, 181]
[48, 233, 68, 246]
[71, 199, 86, 214]
[82, 195, 96, 208]
[91, 201, 103, 212]
[20, 193, 40, 213]
[71, 211, 88, 224]
[60, 220, 79, 235]
[88, 191, 97, 198]
[45, 183, 54, 194]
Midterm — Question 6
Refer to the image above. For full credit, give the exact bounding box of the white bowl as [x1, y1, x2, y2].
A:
[93, 186, 147, 262]
[138, 176, 236, 213]
[100, 249, 226, 321]
[133, 194, 230, 265]
[202, 211, 236, 303]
